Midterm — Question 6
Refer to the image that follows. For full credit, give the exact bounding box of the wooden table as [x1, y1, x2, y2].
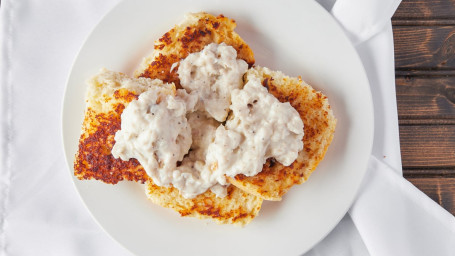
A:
[393, 0, 455, 216]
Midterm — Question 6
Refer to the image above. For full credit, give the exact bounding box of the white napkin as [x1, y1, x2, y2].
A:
[331, 0, 402, 46]
[1, 1, 455, 256]
[306, 0, 455, 255]
[0, 1, 129, 255]
[351, 156, 455, 255]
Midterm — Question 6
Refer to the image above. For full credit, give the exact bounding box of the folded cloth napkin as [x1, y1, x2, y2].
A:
[307, 0, 455, 255]
[331, 0, 402, 46]
[1, 0, 455, 256]
[0, 1, 130, 255]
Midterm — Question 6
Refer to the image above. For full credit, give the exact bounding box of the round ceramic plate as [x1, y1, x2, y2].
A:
[62, 0, 373, 255]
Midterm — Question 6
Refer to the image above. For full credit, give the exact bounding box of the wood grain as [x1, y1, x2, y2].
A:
[396, 76, 455, 119]
[393, 0, 455, 216]
[394, 0, 455, 19]
[399, 125, 455, 168]
[406, 177, 455, 215]
[393, 26, 455, 69]
[404, 168, 455, 178]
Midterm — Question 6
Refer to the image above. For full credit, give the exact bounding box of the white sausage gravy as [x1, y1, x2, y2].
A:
[112, 43, 304, 198]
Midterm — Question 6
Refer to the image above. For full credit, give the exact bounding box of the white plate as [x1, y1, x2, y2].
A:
[62, 0, 373, 255]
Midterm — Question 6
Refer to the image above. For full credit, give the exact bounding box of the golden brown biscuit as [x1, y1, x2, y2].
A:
[226, 67, 336, 201]
[74, 69, 175, 184]
[74, 13, 263, 225]
[135, 12, 255, 86]
[74, 12, 335, 225]
[145, 179, 263, 226]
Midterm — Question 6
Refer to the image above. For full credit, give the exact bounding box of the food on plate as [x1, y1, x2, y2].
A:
[74, 69, 161, 183]
[74, 12, 254, 185]
[135, 12, 255, 86]
[75, 68, 263, 225]
[226, 67, 336, 201]
[145, 180, 263, 226]
[73, 12, 336, 226]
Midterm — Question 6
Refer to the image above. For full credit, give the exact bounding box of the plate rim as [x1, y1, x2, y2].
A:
[61, 0, 374, 255]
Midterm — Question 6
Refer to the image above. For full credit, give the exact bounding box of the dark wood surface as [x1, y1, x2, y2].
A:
[393, 0, 455, 215]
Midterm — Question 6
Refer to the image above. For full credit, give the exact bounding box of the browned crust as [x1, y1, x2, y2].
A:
[138, 13, 255, 86]
[145, 179, 263, 226]
[74, 90, 149, 184]
[73, 12, 336, 224]
[74, 13, 255, 186]
[226, 71, 336, 200]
